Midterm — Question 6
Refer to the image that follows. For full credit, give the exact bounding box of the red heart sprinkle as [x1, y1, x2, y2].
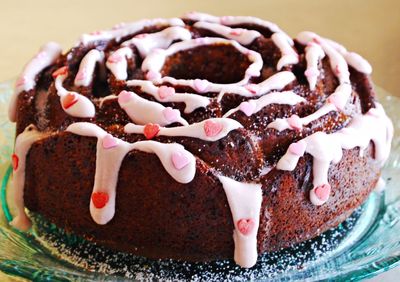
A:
[158, 86, 175, 100]
[204, 120, 223, 137]
[62, 93, 78, 110]
[237, 218, 255, 236]
[314, 184, 331, 202]
[143, 123, 160, 139]
[11, 154, 19, 171]
[52, 66, 68, 78]
[92, 192, 109, 209]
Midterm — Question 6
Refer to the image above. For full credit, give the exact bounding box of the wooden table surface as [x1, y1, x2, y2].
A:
[0, 0, 399, 281]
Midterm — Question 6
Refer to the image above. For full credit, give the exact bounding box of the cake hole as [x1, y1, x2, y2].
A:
[161, 44, 252, 84]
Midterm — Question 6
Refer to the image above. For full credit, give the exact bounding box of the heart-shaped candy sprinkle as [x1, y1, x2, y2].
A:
[62, 93, 78, 110]
[144, 123, 160, 139]
[102, 134, 118, 149]
[204, 120, 223, 137]
[239, 101, 257, 116]
[237, 218, 255, 236]
[108, 54, 123, 64]
[304, 67, 319, 77]
[245, 84, 259, 95]
[288, 140, 307, 156]
[52, 66, 68, 78]
[75, 69, 87, 81]
[229, 29, 242, 36]
[314, 183, 331, 202]
[118, 90, 134, 104]
[146, 70, 161, 80]
[11, 154, 19, 171]
[92, 192, 109, 209]
[158, 86, 175, 100]
[193, 79, 209, 93]
[163, 107, 180, 123]
[287, 114, 302, 131]
[327, 94, 345, 111]
[171, 151, 190, 170]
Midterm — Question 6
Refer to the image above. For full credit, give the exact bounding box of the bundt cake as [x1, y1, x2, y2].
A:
[8, 12, 393, 268]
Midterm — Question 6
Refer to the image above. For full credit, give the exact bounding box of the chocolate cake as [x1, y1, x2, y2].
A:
[8, 12, 393, 268]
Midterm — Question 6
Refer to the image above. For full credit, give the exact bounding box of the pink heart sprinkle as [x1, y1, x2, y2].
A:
[108, 54, 123, 64]
[75, 70, 86, 81]
[158, 86, 175, 100]
[193, 79, 209, 93]
[304, 67, 319, 77]
[229, 29, 242, 36]
[204, 120, 223, 137]
[163, 107, 180, 122]
[327, 94, 345, 111]
[146, 70, 161, 80]
[314, 183, 331, 202]
[288, 140, 306, 156]
[245, 84, 259, 95]
[102, 134, 118, 149]
[135, 33, 148, 39]
[239, 101, 256, 116]
[287, 115, 303, 131]
[171, 151, 190, 170]
[118, 90, 134, 104]
[237, 218, 255, 236]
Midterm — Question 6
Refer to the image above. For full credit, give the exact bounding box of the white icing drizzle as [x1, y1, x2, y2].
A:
[223, 91, 306, 118]
[11, 125, 49, 231]
[9, 42, 62, 122]
[106, 47, 134, 81]
[125, 118, 243, 141]
[135, 71, 296, 98]
[121, 26, 192, 57]
[117, 90, 188, 126]
[183, 12, 292, 44]
[142, 37, 263, 84]
[66, 122, 196, 224]
[74, 49, 104, 87]
[126, 80, 210, 113]
[277, 103, 393, 205]
[79, 18, 185, 45]
[217, 175, 262, 268]
[54, 71, 96, 118]
[375, 177, 386, 193]
[193, 21, 261, 45]
[304, 42, 325, 90]
[271, 32, 299, 70]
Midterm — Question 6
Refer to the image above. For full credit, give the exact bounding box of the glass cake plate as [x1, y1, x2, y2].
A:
[0, 80, 399, 281]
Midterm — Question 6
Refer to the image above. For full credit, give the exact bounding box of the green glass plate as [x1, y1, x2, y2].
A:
[0, 80, 399, 281]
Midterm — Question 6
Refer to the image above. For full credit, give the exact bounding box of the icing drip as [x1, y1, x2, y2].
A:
[118, 90, 188, 126]
[135, 71, 296, 98]
[66, 122, 196, 224]
[11, 125, 49, 231]
[142, 37, 263, 85]
[54, 69, 96, 118]
[121, 26, 192, 57]
[324, 38, 372, 74]
[106, 47, 133, 81]
[193, 21, 261, 45]
[277, 103, 393, 205]
[217, 175, 262, 268]
[74, 49, 104, 87]
[304, 42, 325, 90]
[271, 33, 299, 70]
[125, 118, 243, 141]
[126, 80, 210, 113]
[375, 177, 386, 192]
[79, 18, 185, 45]
[223, 91, 306, 118]
[9, 42, 62, 122]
